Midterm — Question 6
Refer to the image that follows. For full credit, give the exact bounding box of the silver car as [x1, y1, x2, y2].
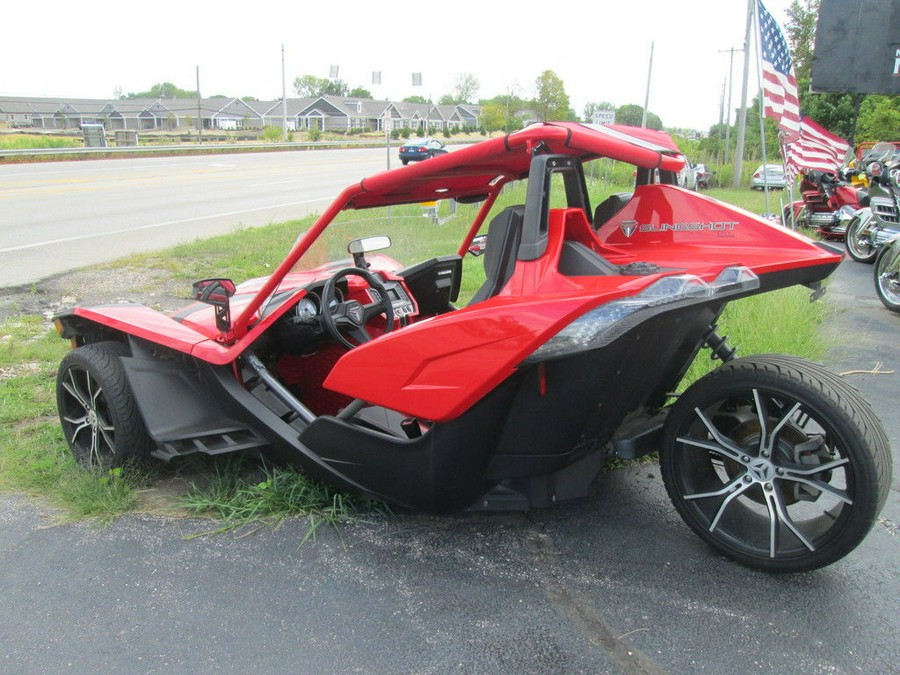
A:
[751, 164, 787, 190]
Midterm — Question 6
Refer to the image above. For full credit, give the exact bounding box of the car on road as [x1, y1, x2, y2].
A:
[399, 138, 447, 165]
[751, 164, 787, 190]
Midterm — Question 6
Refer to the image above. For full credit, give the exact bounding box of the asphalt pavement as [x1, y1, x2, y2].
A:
[1, 256, 897, 674]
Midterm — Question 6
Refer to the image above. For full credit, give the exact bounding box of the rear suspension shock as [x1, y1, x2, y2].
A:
[703, 324, 737, 362]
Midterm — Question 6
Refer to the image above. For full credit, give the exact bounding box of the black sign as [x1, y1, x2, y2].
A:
[811, 0, 900, 95]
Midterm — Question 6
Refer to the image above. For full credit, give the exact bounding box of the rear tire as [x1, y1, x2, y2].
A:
[845, 211, 877, 263]
[873, 241, 900, 313]
[661, 355, 890, 572]
[56, 341, 153, 469]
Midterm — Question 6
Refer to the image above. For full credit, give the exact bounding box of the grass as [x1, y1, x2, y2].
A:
[0, 134, 81, 150]
[0, 180, 830, 528]
[179, 458, 386, 543]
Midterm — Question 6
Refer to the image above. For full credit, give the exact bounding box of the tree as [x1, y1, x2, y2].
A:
[785, 0, 817, 85]
[348, 87, 372, 99]
[480, 102, 507, 133]
[403, 95, 429, 104]
[614, 104, 663, 130]
[453, 72, 479, 104]
[126, 82, 197, 99]
[533, 70, 571, 122]
[293, 75, 349, 98]
[856, 95, 900, 142]
[479, 93, 528, 133]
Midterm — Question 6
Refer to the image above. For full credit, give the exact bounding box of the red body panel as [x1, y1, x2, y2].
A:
[598, 185, 841, 275]
[323, 190, 839, 420]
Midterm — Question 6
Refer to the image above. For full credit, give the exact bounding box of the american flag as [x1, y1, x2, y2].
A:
[757, 0, 801, 142]
[784, 117, 850, 183]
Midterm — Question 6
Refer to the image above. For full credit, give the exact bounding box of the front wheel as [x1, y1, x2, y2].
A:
[661, 355, 890, 572]
[873, 240, 900, 312]
[56, 341, 153, 469]
[845, 210, 877, 263]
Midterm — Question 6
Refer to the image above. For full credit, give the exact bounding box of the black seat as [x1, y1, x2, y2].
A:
[468, 205, 524, 305]
[593, 192, 633, 229]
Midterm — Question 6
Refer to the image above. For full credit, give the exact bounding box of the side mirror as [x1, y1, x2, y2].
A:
[468, 234, 487, 257]
[192, 278, 236, 333]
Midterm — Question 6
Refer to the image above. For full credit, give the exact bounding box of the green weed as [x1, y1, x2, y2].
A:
[180, 459, 382, 544]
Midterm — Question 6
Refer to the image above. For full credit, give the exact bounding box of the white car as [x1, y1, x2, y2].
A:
[677, 156, 698, 190]
[751, 164, 787, 190]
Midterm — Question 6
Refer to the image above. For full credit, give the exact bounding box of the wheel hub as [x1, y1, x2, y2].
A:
[723, 418, 810, 505]
[747, 457, 776, 482]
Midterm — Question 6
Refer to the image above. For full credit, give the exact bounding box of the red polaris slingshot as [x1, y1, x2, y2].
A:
[54, 123, 890, 572]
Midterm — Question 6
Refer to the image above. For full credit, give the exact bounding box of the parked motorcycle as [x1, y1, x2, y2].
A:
[694, 163, 710, 189]
[784, 169, 866, 240]
[845, 142, 900, 264]
[873, 234, 900, 312]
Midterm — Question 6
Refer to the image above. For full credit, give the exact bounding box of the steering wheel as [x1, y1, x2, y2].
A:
[321, 268, 394, 349]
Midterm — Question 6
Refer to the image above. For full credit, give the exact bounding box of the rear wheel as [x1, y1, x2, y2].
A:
[782, 205, 794, 229]
[845, 210, 877, 263]
[661, 355, 890, 572]
[56, 341, 153, 469]
[873, 240, 900, 312]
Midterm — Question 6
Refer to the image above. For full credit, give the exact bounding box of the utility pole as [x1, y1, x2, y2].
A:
[732, 1, 753, 187]
[719, 78, 726, 129]
[196, 66, 202, 146]
[719, 46, 743, 166]
[281, 45, 288, 141]
[641, 42, 654, 128]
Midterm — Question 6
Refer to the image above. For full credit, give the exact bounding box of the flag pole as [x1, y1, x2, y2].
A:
[732, 0, 754, 188]
[782, 136, 796, 228]
[752, 1, 771, 216]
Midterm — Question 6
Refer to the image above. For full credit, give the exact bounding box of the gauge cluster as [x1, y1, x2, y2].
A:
[289, 287, 343, 325]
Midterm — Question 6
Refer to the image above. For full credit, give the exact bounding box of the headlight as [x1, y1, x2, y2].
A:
[526, 266, 759, 363]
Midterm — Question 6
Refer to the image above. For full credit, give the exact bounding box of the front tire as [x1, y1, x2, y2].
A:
[874, 240, 900, 313]
[56, 341, 153, 469]
[845, 210, 877, 263]
[661, 355, 890, 572]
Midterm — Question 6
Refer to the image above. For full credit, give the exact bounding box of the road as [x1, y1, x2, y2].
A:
[0, 149, 393, 287]
[0, 256, 897, 673]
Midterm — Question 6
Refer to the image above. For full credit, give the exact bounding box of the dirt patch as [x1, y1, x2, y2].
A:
[0, 266, 191, 323]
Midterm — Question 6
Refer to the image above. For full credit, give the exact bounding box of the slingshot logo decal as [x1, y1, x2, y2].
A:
[638, 221, 739, 233]
[347, 304, 364, 324]
[620, 220, 638, 238]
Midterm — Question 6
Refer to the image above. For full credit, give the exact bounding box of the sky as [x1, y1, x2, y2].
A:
[1, 0, 796, 131]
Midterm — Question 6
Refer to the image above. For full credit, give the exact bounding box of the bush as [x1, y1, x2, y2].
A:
[261, 126, 283, 142]
[401, 127, 412, 139]
[442, 128, 451, 139]
[307, 127, 322, 142]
